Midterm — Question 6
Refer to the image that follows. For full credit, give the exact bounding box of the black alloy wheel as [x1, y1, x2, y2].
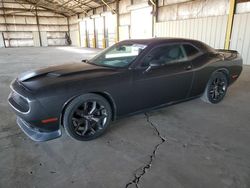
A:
[64, 94, 112, 141]
[202, 72, 228, 104]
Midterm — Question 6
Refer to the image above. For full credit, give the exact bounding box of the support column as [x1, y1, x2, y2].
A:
[103, 16, 106, 48]
[85, 20, 88, 47]
[225, 0, 236, 50]
[116, 0, 119, 43]
[35, 7, 42, 46]
[93, 17, 96, 48]
[1, 1, 8, 47]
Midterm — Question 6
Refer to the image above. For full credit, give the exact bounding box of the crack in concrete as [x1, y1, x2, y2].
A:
[125, 113, 166, 188]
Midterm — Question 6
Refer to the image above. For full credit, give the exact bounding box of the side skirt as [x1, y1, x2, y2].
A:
[115, 95, 202, 120]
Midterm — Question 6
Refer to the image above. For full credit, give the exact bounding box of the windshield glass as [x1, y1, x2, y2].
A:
[89, 43, 147, 68]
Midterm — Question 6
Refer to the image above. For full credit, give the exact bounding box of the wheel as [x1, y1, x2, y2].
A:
[201, 72, 228, 104]
[63, 94, 112, 141]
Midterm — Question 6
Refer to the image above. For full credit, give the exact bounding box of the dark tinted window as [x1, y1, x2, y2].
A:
[142, 45, 185, 67]
[183, 44, 200, 57]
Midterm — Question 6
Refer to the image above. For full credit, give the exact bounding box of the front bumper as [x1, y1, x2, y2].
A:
[8, 79, 62, 141]
[17, 117, 61, 142]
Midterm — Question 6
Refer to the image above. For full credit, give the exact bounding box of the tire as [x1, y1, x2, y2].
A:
[63, 93, 112, 141]
[201, 72, 228, 104]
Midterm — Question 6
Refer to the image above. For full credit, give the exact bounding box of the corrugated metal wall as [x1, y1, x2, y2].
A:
[154, 13, 250, 65]
[154, 15, 228, 49]
[230, 13, 250, 65]
[0, 2, 69, 47]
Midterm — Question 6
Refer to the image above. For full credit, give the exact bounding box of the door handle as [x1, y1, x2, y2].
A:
[184, 65, 192, 70]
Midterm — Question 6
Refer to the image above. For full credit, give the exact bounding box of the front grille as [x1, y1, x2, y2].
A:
[9, 91, 29, 113]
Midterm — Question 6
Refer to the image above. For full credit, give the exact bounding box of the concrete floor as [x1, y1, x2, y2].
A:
[0, 47, 250, 188]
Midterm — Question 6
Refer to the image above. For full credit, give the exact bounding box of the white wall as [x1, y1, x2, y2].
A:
[69, 15, 80, 47]
[0, 32, 5, 47]
[155, 15, 228, 49]
[130, 7, 153, 39]
[230, 13, 250, 65]
[155, 1, 250, 65]
[158, 0, 229, 21]
[0, 1, 68, 47]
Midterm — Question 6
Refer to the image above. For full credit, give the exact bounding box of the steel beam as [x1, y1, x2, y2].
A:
[35, 6, 42, 46]
[225, 0, 236, 49]
[1, 1, 9, 47]
[115, 0, 119, 42]
[101, 0, 116, 14]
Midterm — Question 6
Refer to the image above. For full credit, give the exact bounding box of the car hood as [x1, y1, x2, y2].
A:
[18, 63, 114, 82]
[18, 62, 122, 91]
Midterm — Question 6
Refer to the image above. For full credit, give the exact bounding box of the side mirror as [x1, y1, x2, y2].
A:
[82, 59, 87, 63]
[144, 60, 161, 73]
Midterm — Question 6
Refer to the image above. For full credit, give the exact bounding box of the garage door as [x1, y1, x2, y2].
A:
[95, 17, 104, 48]
[105, 13, 116, 47]
[86, 19, 95, 48]
[79, 21, 87, 47]
[130, 7, 152, 39]
[119, 25, 130, 41]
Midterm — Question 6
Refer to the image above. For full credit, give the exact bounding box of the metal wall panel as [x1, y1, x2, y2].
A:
[41, 31, 48, 46]
[86, 19, 95, 48]
[119, 25, 130, 41]
[3, 31, 34, 47]
[155, 15, 227, 49]
[79, 21, 87, 47]
[105, 14, 116, 47]
[131, 7, 153, 39]
[0, 32, 4, 47]
[230, 13, 250, 65]
[95, 17, 104, 48]
[158, 0, 228, 22]
[33, 31, 40, 47]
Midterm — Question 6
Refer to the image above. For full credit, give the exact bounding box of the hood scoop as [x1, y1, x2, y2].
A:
[46, 72, 61, 77]
[18, 71, 48, 82]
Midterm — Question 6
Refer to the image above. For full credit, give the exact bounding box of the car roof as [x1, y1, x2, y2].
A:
[120, 37, 214, 52]
[120, 37, 198, 45]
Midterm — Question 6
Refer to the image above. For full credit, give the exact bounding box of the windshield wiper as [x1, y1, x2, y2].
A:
[81, 59, 89, 63]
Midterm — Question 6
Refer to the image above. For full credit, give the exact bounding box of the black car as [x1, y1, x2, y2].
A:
[8, 38, 243, 141]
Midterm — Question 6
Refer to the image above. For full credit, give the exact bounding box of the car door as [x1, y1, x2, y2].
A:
[131, 43, 194, 112]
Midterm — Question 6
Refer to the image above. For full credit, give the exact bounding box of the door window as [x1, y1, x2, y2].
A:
[142, 44, 186, 67]
[182, 44, 200, 58]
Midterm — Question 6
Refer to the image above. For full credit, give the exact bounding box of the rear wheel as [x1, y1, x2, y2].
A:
[201, 72, 228, 104]
[63, 94, 112, 141]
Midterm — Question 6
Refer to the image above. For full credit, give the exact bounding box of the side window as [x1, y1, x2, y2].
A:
[142, 45, 185, 67]
[183, 44, 200, 58]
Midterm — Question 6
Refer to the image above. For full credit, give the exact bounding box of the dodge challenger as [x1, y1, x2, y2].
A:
[8, 38, 243, 141]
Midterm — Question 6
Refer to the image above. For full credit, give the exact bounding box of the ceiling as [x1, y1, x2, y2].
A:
[2, 0, 115, 16]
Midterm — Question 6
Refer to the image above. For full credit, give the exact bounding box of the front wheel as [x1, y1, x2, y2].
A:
[63, 94, 112, 141]
[201, 72, 228, 104]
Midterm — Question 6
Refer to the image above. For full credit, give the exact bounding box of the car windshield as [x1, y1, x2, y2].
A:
[88, 43, 147, 68]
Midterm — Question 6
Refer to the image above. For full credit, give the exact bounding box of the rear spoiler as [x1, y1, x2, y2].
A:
[215, 49, 239, 60]
[216, 49, 238, 54]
